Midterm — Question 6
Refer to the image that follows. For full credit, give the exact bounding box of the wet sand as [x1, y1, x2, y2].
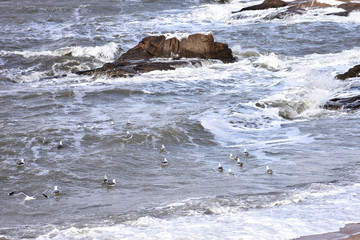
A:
[295, 224, 360, 240]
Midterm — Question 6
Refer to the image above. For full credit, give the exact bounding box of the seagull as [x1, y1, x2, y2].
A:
[57, 140, 63, 149]
[126, 120, 132, 126]
[230, 153, 239, 161]
[53, 186, 60, 196]
[123, 131, 133, 140]
[228, 168, 234, 176]
[16, 158, 25, 167]
[218, 163, 223, 172]
[160, 144, 166, 153]
[101, 175, 108, 185]
[244, 148, 249, 157]
[266, 166, 273, 174]
[8, 191, 49, 201]
[161, 158, 168, 167]
[237, 158, 243, 167]
[107, 179, 116, 187]
[42, 137, 49, 145]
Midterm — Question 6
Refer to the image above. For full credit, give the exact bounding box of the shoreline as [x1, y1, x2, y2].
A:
[294, 223, 360, 240]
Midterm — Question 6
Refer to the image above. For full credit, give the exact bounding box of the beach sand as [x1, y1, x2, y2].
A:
[295, 224, 360, 240]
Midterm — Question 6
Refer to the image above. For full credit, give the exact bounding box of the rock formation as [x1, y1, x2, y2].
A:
[75, 33, 235, 77]
[336, 64, 360, 80]
[322, 64, 360, 110]
[232, 0, 360, 19]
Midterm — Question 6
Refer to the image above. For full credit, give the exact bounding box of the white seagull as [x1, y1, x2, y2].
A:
[101, 175, 108, 185]
[16, 158, 25, 167]
[237, 158, 243, 167]
[107, 179, 116, 187]
[53, 186, 60, 196]
[266, 166, 273, 174]
[229, 153, 239, 161]
[160, 144, 166, 153]
[161, 158, 168, 167]
[8, 191, 49, 201]
[218, 163, 223, 172]
[228, 168, 234, 176]
[244, 148, 249, 157]
[57, 140, 63, 149]
[42, 137, 49, 145]
[123, 131, 133, 140]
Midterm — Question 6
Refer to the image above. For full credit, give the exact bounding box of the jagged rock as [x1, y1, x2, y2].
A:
[323, 95, 360, 110]
[116, 33, 235, 64]
[336, 64, 360, 80]
[75, 33, 235, 77]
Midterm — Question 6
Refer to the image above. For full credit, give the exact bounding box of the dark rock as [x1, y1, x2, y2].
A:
[232, 0, 288, 13]
[324, 95, 360, 110]
[264, 8, 304, 20]
[336, 64, 360, 80]
[233, 0, 360, 19]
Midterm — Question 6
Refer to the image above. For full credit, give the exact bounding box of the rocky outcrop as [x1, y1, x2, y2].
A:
[232, 0, 287, 13]
[233, 0, 360, 19]
[330, 2, 360, 16]
[323, 95, 360, 110]
[336, 64, 360, 80]
[322, 64, 360, 110]
[116, 33, 235, 64]
[75, 33, 235, 77]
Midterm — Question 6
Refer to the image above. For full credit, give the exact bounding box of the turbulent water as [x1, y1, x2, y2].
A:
[1, 0, 360, 239]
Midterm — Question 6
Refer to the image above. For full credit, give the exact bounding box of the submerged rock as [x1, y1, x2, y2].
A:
[75, 33, 235, 77]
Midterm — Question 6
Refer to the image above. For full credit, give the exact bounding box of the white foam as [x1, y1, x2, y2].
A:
[36, 182, 360, 240]
[2, 42, 119, 63]
[254, 52, 285, 71]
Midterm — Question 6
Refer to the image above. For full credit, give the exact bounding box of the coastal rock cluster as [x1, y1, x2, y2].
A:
[75, 0, 360, 111]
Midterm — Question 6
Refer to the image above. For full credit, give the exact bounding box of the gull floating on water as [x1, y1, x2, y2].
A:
[218, 163, 223, 172]
[101, 175, 108, 185]
[237, 158, 243, 167]
[228, 168, 234, 176]
[107, 179, 116, 187]
[244, 148, 249, 157]
[42, 137, 49, 145]
[53, 186, 60, 196]
[16, 158, 25, 167]
[126, 120, 132, 126]
[229, 153, 239, 161]
[266, 166, 273, 174]
[160, 144, 166, 153]
[161, 158, 168, 167]
[123, 131, 133, 140]
[57, 140, 63, 149]
[8, 191, 49, 201]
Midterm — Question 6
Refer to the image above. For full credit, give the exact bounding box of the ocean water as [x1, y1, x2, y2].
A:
[1, 0, 360, 239]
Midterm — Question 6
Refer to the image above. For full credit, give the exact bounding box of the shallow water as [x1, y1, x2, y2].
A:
[1, 0, 360, 239]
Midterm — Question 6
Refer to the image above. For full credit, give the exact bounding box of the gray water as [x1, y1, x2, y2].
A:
[1, 0, 360, 239]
